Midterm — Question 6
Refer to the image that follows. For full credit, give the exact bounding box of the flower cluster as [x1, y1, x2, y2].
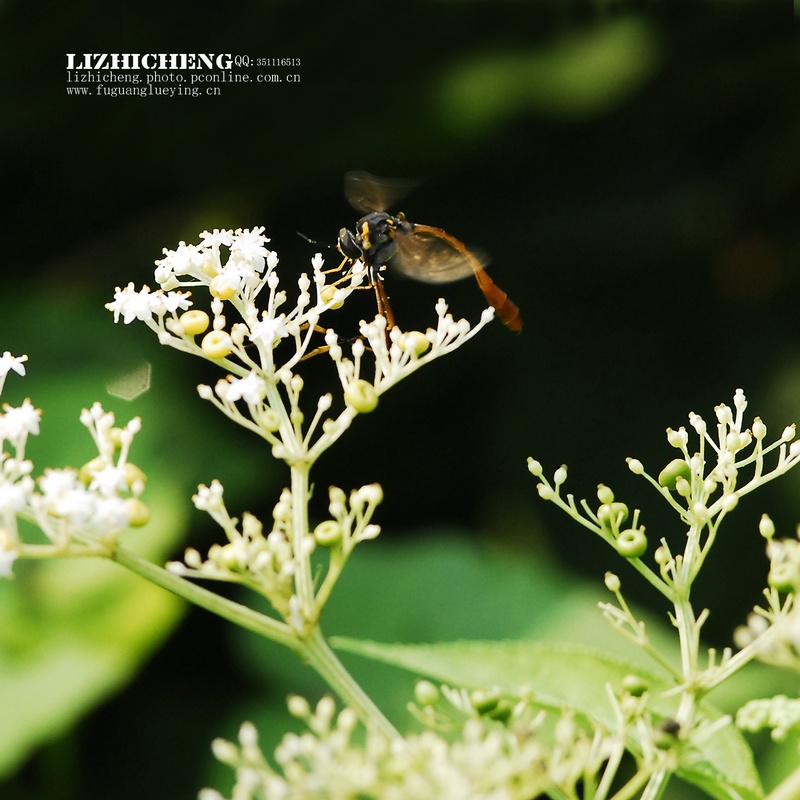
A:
[199, 691, 640, 800]
[107, 228, 493, 465]
[0, 353, 147, 578]
[527, 391, 800, 737]
[733, 518, 800, 672]
[528, 390, 800, 586]
[165, 480, 382, 629]
[737, 694, 800, 742]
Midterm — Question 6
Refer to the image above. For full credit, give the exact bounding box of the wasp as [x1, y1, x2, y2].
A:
[335, 171, 522, 332]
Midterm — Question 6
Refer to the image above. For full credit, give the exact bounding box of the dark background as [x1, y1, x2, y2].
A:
[2, 1, 799, 797]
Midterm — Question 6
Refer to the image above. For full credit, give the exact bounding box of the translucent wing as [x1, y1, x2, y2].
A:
[390, 228, 480, 284]
[344, 170, 418, 214]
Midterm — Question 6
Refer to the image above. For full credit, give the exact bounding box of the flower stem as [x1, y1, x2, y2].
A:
[290, 462, 315, 621]
[112, 546, 298, 650]
[299, 626, 400, 740]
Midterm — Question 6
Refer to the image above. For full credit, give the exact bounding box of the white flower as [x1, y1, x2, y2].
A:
[249, 315, 290, 348]
[0, 481, 30, 514]
[153, 291, 193, 316]
[229, 227, 270, 271]
[0, 548, 17, 578]
[1, 399, 41, 444]
[89, 466, 129, 497]
[107, 283, 161, 324]
[224, 373, 268, 405]
[92, 496, 131, 531]
[0, 352, 27, 380]
[38, 467, 80, 498]
[155, 242, 207, 285]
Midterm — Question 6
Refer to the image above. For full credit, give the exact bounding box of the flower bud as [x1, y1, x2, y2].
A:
[666, 427, 688, 449]
[604, 572, 621, 592]
[470, 688, 501, 715]
[320, 285, 344, 308]
[759, 514, 775, 540]
[124, 497, 150, 527]
[201, 330, 233, 359]
[768, 563, 799, 593]
[123, 462, 147, 491]
[616, 528, 647, 559]
[487, 700, 513, 722]
[537, 483, 554, 500]
[598, 502, 629, 529]
[715, 403, 733, 425]
[180, 310, 210, 336]
[658, 459, 691, 491]
[414, 680, 440, 707]
[621, 674, 648, 698]
[399, 331, 430, 356]
[527, 458, 543, 477]
[314, 520, 343, 547]
[343, 380, 378, 413]
[287, 695, 311, 720]
[261, 408, 281, 432]
[209, 274, 237, 300]
[597, 484, 614, 505]
[626, 458, 644, 474]
[354, 483, 383, 506]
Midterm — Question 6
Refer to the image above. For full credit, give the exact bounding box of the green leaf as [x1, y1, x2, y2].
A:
[0, 479, 188, 778]
[332, 638, 763, 800]
[437, 17, 662, 133]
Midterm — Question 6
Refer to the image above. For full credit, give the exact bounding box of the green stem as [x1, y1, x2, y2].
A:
[112, 546, 298, 650]
[290, 463, 316, 621]
[113, 547, 399, 739]
[300, 626, 399, 740]
[639, 767, 670, 800]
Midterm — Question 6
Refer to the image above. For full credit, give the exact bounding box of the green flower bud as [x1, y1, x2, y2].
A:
[604, 572, 621, 592]
[597, 484, 615, 505]
[487, 700, 514, 722]
[314, 520, 343, 547]
[527, 458, 543, 477]
[658, 459, 691, 491]
[768, 563, 799, 593]
[124, 498, 150, 527]
[470, 688, 501, 715]
[626, 458, 644, 474]
[616, 528, 647, 559]
[414, 680, 440, 707]
[598, 502, 629, 529]
[343, 380, 378, 413]
[621, 674, 649, 698]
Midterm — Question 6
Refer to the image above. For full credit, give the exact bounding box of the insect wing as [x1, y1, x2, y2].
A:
[344, 170, 418, 214]
[390, 228, 477, 284]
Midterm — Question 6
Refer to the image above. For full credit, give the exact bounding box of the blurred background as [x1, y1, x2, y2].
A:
[1, 1, 799, 797]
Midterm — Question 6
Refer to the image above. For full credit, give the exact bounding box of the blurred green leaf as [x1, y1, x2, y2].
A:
[0, 478, 187, 778]
[438, 17, 662, 132]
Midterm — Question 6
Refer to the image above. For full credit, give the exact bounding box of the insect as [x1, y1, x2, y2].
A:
[336, 171, 522, 332]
